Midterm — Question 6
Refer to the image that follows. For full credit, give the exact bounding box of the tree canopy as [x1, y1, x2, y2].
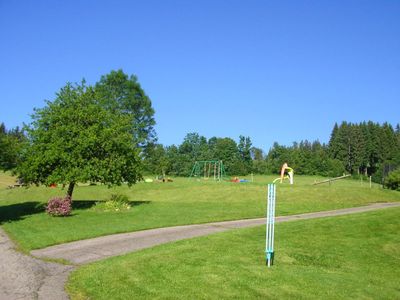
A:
[95, 70, 156, 148]
[17, 71, 154, 198]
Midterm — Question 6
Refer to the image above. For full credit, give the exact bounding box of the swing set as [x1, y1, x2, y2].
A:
[189, 160, 226, 181]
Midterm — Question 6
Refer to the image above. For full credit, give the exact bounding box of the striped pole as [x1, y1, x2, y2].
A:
[266, 183, 276, 267]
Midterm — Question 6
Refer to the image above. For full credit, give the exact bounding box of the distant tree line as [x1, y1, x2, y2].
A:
[142, 133, 254, 176]
[329, 121, 400, 179]
[142, 133, 345, 177]
[0, 123, 25, 171]
[142, 121, 400, 180]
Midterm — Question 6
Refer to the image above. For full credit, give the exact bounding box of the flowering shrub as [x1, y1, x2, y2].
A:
[93, 193, 131, 212]
[46, 196, 72, 216]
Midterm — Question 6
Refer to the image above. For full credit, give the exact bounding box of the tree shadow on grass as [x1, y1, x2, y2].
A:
[72, 200, 98, 210]
[0, 200, 152, 224]
[130, 200, 151, 206]
[0, 201, 45, 224]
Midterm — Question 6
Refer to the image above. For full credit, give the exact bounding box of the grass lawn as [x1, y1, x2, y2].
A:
[0, 171, 18, 188]
[0, 172, 399, 251]
[67, 207, 400, 299]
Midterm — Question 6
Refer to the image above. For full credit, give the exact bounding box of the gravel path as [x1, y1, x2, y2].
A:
[1, 202, 399, 299]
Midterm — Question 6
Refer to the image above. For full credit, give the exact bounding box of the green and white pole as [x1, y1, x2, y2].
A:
[266, 183, 276, 267]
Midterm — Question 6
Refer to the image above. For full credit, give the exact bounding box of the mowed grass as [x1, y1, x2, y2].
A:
[67, 207, 400, 299]
[0, 171, 18, 188]
[0, 172, 399, 251]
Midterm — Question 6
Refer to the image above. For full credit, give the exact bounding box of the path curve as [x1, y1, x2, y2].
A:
[0, 228, 74, 300]
[32, 202, 400, 265]
[2, 202, 399, 299]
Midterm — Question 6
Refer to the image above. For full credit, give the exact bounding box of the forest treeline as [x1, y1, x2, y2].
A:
[142, 121, 400, 180]
[1, 121, 399, 181]
[0, 123, 24, 171]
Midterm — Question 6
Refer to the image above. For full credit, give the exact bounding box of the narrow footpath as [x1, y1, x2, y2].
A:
[1, 202, 399, 299]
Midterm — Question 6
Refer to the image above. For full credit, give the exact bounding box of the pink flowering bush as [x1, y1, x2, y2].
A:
[46, 196, 72, 216]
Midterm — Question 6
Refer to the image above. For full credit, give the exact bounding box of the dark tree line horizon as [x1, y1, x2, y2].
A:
[142, 121, 400, 181]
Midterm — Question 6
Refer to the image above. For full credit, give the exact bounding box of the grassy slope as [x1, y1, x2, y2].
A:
[0, 171, 17, 188]
[1, 175, 399, 251]
[67, 207, 400, 300]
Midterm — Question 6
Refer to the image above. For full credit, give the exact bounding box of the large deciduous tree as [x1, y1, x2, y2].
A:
[95, 70, 156, 149]
[17, 80, 143, 198]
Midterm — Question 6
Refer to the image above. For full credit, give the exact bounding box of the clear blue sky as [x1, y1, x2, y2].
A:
[1, 0, 399, 152]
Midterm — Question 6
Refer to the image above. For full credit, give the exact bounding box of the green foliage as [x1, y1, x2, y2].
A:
[94, 193, 131, 212]
[0, 123, 25, 171]
[237, 135, 252, 174]
[324, 158, 346, 177]
[265, 140, 345, 177]
[17, 78, 144, 198]
[265, 121, 399, 178]
[384, 169, 400, 191]
[143, 133, 253, 176]
[329, 121, 399, 175]
[142, 143, 169, 176]
[139, 120, 399, 178]
[95, 69, 156, 149]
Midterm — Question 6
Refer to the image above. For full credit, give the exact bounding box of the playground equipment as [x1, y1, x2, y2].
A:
[230, 177, 249, 183]
[312, 174, 350, 185]
[189, 160, 226, 181]
[273, 163, 294, 184]
[266, 183, 276, 267]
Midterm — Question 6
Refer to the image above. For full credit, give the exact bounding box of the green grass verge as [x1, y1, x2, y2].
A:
[67, 207, 400, 299]
[1, 175, 399, 251]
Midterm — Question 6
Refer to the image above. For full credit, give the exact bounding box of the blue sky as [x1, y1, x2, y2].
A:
[1, 0, 399, 152]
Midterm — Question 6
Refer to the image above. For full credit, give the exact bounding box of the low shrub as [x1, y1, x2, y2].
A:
[46, 196, 72, 216]
[384, 169, 400, 191]
[93, 193, 131, 212]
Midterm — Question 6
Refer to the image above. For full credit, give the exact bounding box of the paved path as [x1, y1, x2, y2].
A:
[2, 202, 399, 299]
[32, 202, 400, 265]
[0, 228, 74, 300]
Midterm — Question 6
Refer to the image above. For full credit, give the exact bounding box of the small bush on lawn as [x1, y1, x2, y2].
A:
[384, 169, 400, 191]
[46, 196, 72, 216]
[93, 193, 131, 212]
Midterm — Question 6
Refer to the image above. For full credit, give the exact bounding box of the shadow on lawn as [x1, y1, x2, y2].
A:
[0, 200, 151, 224]
[0, 201, 45, 224]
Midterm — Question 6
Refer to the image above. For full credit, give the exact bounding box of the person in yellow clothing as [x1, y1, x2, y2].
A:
[280, 162, 294, 184]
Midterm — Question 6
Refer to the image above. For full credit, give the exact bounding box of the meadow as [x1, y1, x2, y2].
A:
[0, 172, 399, 252]
[67, 207, 400, 299]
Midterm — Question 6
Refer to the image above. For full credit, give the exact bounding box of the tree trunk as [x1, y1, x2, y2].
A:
[67, 182, 75, 198]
